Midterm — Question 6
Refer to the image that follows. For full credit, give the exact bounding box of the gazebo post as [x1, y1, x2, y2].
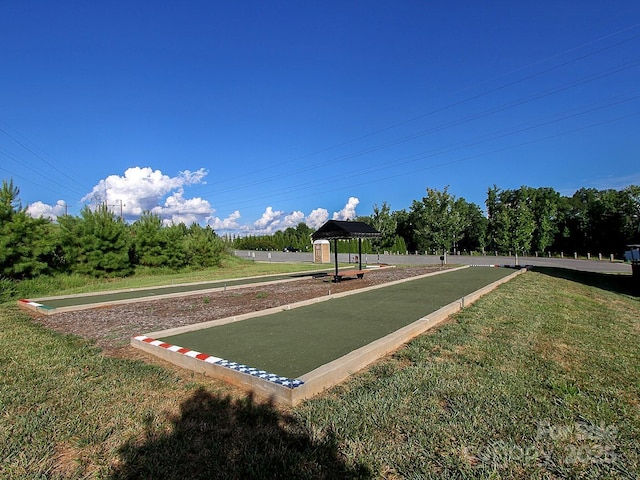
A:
[358, 238, 362, 270]
[334, 239, 339, 278]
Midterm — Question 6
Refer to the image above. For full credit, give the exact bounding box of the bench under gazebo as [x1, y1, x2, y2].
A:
[311, 220, 381, 282]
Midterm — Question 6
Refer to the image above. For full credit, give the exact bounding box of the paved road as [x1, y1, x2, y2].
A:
[232, 250, 632, 274]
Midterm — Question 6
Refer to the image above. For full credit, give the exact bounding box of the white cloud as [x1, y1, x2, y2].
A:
[332, 197, 359, 220]
[151, 189, 213, 226]
[581, 173, 640, 192]
[249, 208, 306, 234]
[208, 210, 241, 231]
[27, 200, 67, 220]
[27, 172, 362, 237]
[247, 197, 360, 234]
[180, 169, 208, 185]
[282, 210, 305, 228]
[81, 166, 209, 219]
[305, 208, 329, 229]
[253, 206, 284, 232]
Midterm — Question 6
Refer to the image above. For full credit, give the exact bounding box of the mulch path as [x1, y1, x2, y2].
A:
[30, 266, 449, 355]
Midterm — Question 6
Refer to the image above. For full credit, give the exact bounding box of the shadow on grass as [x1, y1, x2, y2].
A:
[534, 266, 640, 297]
[111, 387, 369, 479]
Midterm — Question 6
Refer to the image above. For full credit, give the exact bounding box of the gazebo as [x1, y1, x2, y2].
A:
[311, 220, 381, 279]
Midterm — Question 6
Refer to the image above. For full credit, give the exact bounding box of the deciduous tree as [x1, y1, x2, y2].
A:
[370, 201, 397, 253]
[410, 187, 465, 255]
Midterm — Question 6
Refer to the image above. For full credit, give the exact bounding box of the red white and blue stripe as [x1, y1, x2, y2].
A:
[18, 299, 53, 310]
[134, 335, 304, 389]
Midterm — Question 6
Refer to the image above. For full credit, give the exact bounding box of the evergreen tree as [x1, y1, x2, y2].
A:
[132, 212, 170, 267]
[184, 224, 226, 267]
[0, 179, 20, 223]
[0, 179, 53, 279]
[390, 235, 407, 254]
[58, 205, 133, 277]
[163, 223, 189, 269]
[295, 222, 314, 250]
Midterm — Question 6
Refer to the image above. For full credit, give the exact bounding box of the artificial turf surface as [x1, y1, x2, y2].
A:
[27, 271, 326, 309]
[159, 267, 514, 378]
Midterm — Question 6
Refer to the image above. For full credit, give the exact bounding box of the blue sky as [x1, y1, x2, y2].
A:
[2, 1, 639, 234]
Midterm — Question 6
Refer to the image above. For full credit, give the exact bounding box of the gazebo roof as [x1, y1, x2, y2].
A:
[311, 220, 380, 241]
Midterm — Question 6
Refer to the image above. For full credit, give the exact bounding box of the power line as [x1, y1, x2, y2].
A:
[3, 22, 639, 221]
[196, 23, 640, 191]
[210, 109, 640, 214]
[0, 123, 93, 193]
[197, 58, 640, 199]
[205, 90, 640, 212]
[0, 164, 74, 200]
[0, 148, 87, 198]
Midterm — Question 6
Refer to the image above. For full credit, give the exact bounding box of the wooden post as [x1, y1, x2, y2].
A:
[358, 238, 363, 270]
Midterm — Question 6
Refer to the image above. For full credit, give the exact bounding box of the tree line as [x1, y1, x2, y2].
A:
[1, 180, 226, 281]
[231, 185, 640, 258]
[378, 185, 639, 257]
[2, 178, 639, 284]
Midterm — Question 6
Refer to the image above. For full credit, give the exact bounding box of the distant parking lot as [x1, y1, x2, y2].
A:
[232, 250, 632, 274]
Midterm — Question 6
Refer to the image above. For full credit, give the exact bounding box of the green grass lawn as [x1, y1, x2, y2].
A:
[1, 268, 639, 478]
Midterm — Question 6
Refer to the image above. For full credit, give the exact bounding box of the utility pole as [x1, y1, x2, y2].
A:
[103, 199, 125, 219]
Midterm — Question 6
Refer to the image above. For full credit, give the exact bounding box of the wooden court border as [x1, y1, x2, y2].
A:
[132, 266, 527, 406]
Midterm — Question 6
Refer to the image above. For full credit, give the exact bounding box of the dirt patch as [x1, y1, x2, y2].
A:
[31, 266, 450, 355]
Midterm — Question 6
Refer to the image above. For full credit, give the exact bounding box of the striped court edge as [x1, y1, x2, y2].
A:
[18, 299, 54, 310]
[133, 335, 304, 389]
